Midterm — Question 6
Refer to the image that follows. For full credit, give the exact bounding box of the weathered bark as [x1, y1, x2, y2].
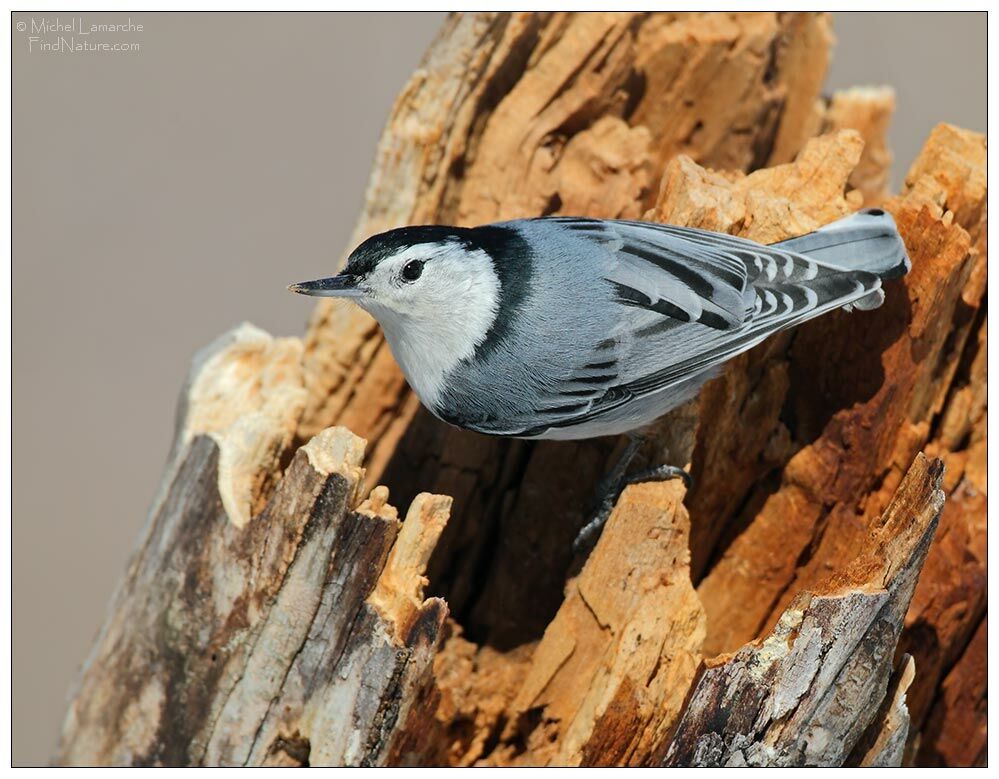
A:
[849, 655, 916, 768]
[58, 327, 450, 767]
[59, 12, 985, 767]
[664, 455, 943, 767]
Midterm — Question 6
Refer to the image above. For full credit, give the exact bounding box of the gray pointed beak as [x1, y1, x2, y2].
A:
[287, 274, 364, 298]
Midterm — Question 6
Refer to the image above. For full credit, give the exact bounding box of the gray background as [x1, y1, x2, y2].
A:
[12, 12, 985, 765]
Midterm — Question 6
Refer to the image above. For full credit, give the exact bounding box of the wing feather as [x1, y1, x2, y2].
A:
[498, 217, 882, 437]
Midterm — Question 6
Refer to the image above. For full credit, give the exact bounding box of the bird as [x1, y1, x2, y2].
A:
[290, 209, 910, 550]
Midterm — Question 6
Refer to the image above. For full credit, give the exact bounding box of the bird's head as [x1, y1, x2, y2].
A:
[290, 226, 503, 327]
[290, 225, 516, 405]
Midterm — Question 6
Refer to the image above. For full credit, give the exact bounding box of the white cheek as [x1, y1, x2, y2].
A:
[371, 275, 414, 309]
[370, 247, 502, 408]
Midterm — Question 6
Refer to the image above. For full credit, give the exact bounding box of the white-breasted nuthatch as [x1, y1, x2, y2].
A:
[290, 210, 910, 547]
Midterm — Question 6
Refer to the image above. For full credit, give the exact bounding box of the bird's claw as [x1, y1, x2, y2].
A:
[573, 463, 692, 555]
[623, 464, 693, 490]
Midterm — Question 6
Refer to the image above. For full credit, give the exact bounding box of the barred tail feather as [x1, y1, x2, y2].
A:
[774, 208, 911, 281]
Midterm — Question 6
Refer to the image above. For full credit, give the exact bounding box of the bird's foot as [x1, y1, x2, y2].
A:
[573, 463, 692, 555]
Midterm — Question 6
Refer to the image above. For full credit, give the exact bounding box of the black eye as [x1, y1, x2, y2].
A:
[401, 259, 424, 282]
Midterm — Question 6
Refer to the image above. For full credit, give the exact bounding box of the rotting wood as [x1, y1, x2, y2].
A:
[663, 455, 944, 767]
[498, 477, 704, 767]
[823, 85, 895, 202]
[848, 655, 916, 768]
[693, 123, 986, 660]
[58, 12, 985, 767]
[58, 328, 451, 767]
[900, 308, 987, 755]
[915, 616, 988, 767]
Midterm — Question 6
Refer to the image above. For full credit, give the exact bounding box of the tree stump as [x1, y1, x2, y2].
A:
[57, 12, 985, 767]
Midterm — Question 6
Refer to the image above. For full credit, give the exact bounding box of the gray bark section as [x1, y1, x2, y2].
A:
[57, 335, 447, 766]
[663, 455, 944, 767]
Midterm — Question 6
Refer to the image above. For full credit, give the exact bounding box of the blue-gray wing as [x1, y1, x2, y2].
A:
[501, 217, 881, 437]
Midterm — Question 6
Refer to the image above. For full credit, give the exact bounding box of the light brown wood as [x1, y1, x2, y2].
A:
[58, 12, 985, 767]
[823, 86, 896, 202]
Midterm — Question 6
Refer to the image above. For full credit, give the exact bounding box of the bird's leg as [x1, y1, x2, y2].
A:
[573, 437, 692, 555]
[590, 436, 643, 513]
